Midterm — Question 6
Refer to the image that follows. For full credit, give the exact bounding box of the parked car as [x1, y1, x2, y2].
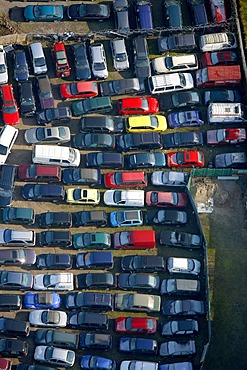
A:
[0, 359, 12, 369]
[209, 0, 226, 22]
[121, 255, 165, 272]
[51, 42, 70, 78]
[0, 45, 8, 84]
[132, 37, 151, 79]
[200, 50, 238, 67]
[79, 333, 112, 350]
[168, 110, 204, 128]
[60, 81, 98, 99]
[2, 207, 35, 225]
[71, 42, 91, 80]
[65, 292, 113, 311]
[110, 38, 129, 71]
[86, 152, 124, 169]
[159, 91, 201, 110]
[207, 128, 246, 145]
[72, 133, 115, 150]
[62, 168, 101, 186]
[99, 78, 143, 96]
[16, 365, 59, 370]
[146, 210, 187, 226]
[120, 337, 157, 354]
[0, 317, 30, 337]
[126, 115, 167, 133]
[104, 190, 144, 207]
[164, 0, 183, 28]
[117, 97, 158, 115]
[214, 152, 247, 168]
[73, 210, 107, 228]
[72, 97, 112, 116]
[18, 80, 36, 117]
[151, 171, 189, 186]
[204, 89, 242, 104]
[146, 191, 188, 208]
[117, 132, 163, 152]
[89, 43, 108, 80]
[104, 171, 147, 188]
[0, 338, 28, 357]
[81, 356, 116, 370]
[76, 272, 116, 289]
[161, 319, 199, 336]
[24, 126, 71, 145]
[0, 84, 20, 125]
[34, 346, 75, 367]
[113, 0, 130, 34]
[23, 292, 61, 309]
[0, 249, 36, 266]
[162, 300, 206, 316]
[126, 152, 166, 169]
[29, 310, 67, 328]
[199, 32, 237, 52]
[18, 164, 62, 182]
[115, 293, 161, 313]
[13, 48, 29, 82]
[80, 115, 124, 133]
[118, 273, 160, 291]
[73, 232, 111, 250]
[160, 230, 202, 249]
[120, 361, 157, 370]
[159, 340, 196, 357]
[0, 295, 21, 312]
[33, 273, 74, 291]
[37, 230, 72, 247]
[163, 131, 203, 149]
[159, 363, 193, 370]
[36, 75, 54, 110]
[166, 151, 205, 168]
[187, 0, 208, 25]
[167, 257, 201, 275]
[36, 254, 72, 270]
[66, 188, 100, 205]
[0, 270, 33, 290]
[22, 184, 65, 202]
[115, 317, 157, 334]
[152, 54, 198, 74]
[35, 329, 78, 350]
[0, 229, 35, 246]
[67, 3, 110, 20]
[24, 5, 64, 21]
[75, 251, 113, 270]
[38, 211, 72, 228]
[67, 312, 108, 330]
[110, 210, 143, 227]
[36, 107, 72, 126]
[135, 0, 153, 30]
[113, 228, 155, 251]
[158, 33, 197, 53]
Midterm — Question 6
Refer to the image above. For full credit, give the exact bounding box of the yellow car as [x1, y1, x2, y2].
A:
[66, 188, 100, 205]
[126, 115, 167, 133]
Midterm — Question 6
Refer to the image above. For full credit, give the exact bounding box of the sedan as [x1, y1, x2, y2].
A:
[34, 346, 75, 367]
[73, 232, 111, 250]
[204, 89, 242, 104]
[116, 132, 163, 152]
[161, 319, 199, 336]
[159, 91, 201, 110]
[68, 312, 108, 330]
[206, 128, 246, 145]
[162, 131, 203, 149]
[168, 110, 204, 128]
[159, 340, 196, 357]
[118, 273, 160, 291]
[151, 171, 189, 186]
[22, 184, 65, 202]
[115, 293, 161, 313]
[146, 210, 187, 226]
[115, 317, 157, 334]
[120, 361, 158, 370]
[76, 273, 116, 289]
[162, 299, 206, 316]
[67, 3, 110, 20]
[117, 97, 159, 115]
[200, 50, 238, 67]
[71, 42, 91, 80]
[81, 355, 116, 370]
[24, 126, 71, 144]
[13, 49, 29, 82]
[214, 152, 247, 168]
[36, 254, 72, 270]
[126, 152, 166, 169]
[121, 255, 165, 272]
[99, 78, 143, 97]
[119, 338, 157, 355]
[146, 191, 188, 208]
[60, 81, 98, 99]
[66, 188, 100, 205]
[166, 151, 205, 168]
[167, 257, 201, 275]
[80, 115, 124, 133]
[86, 152, 124, 169]
[36, 107, 72, 126]
[23, 292, 61, 309]
[0, 270, 33, 290]
[65, 292, 113, 311]
[160, 231, 202, 249]
[72, 133, 115, 150]
[33, 273, 74, 291]
[29, 310, 67, 328]
[0, 249, 36, 266]
[79, 333, 112, 350]
[24, 5, 64, 21]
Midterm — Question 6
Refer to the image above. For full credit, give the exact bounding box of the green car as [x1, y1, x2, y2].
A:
[71, 97, 113, 117]
[2, 207, 35, 225]
[73, 232, 111, 250]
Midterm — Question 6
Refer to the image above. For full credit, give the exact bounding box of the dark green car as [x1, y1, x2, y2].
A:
[2, 207, 35, 225]
[73, 232, 111, 250]
[71, 97, 113, 117]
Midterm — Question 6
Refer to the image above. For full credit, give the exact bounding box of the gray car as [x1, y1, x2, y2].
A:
[151, 171, 189, 186]
[159, 340, 196, 357]
[0, 270, 33, 290]
[110, 38, 129, 71]
[99, 78, 142, 97]
[167, 257, 201, 276]
[24, 126, 71, 145]
[113, 0, 130, 34]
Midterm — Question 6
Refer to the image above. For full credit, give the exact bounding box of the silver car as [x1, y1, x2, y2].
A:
[34, 345, 75, 367]
[151, 171, 189, 186]
[167, 257, 201, 276]
[29, 309, 67, 327]
[24, 126, 71, 144]
[110, 38, 129, 71]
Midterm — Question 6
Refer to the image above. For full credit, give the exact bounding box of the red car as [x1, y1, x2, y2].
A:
[200, 51, 237, 67]
[51, 43, 71, 78]
[0, 84, 20, 125]
[167, 151, 205, 168]
[115, 317, 157, 334]
[209, 0, 226, 23]
[18, 164, 62, 182]
[104, 171, 147, 188]
[117, 97, 159, 115]
[60, 81, 98, 100]
[207, 128, 247, 145]
[146, 191, 188, 208]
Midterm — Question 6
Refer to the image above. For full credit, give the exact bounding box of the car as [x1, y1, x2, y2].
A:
[121, 255, 165, 272]
[38, 211, 72, 228]
[81, 355, 116, 370]
[167, 257, 201, 276]
[207, 128, 246, 145]
[29, 310, 67, 328]
[146, 191, 188, 208]
[71, 42, 91, 80]
[214, 152, 247, 168]
[67, 3, 110, 20]
[104, 171, 147, 188]
[162, 131, 203, 149]
[0, 317, 30, 337]
[23, 292, 61, 309]
[159, 340, 196, 357]
[0, 270, 33, 290]
[0, 84, 20, 125]
[2, 206, 35, 225]
[166, 151, 205, 168]
[0, 338, 28, 358]
[68, 312, 108, 330]
[204, 89, 242, 104]
[126, 115, 167, 133]
[76, 272, 115, 290]
[22, 184, 65, 202]
[18, 80, 36, 117]
[79, 333, 112, 350]
[162, 300, 206, 316]
[80, 115, 124, 133]
[73, 232, 111, 250]
[99, 78, 144, 97]
[200, 51, 238, 67]
[199, 32, 237, 52]
[164, 0, 183, 28]
[62, 168, 101, 186]
[35, 329, 78, 350]
[161, 319, 199, 336]
[0, 125, 18, 164]
[126, 152, 166, 169]
[86, 152, 124, 169]
[115, 317, 157, 334]
[72, 133, 115, 150]
[120, 361, 158, 370]
[117, 97, 159, 115]
[135, 0, 153, 30]
[0, 229, 35, 246]
[0, 249, 36, 266]
[119, 337, 157, 354]
[104, 190, 144, 207]
[110, 38, 129, 71]
[110, 210, 143, 228]
[51, 42, 70, 78]
[36, 75, 54, 110]
[24, 126, 71, 145]
[159, 91, 201, 110]
[132, 37, 151, 79]
[113, 0, 130, 34]
[36, 107, 72, 126]
[146, 210, 187, 226]
[66, 188, 100, 205]
[152, 54, 198, 74]
[19, 165, 62, 182]
[72, 210, 107, 228]
[60, 81, 98, 100]
[0, 45, 8, 84]
[37, 231, 72, 247]
[72, 96, 112, 116]
[65, 292, 113, 311]
[151, 171, 189, 186]
[13, 48, 29, 82]
[209, 0, 226, 22]
[159, 363, 193, 370]
[158, 33, 197, 53]
[117, 132, 163, 152]
[187, 0, 208, 26]
[34, 346, 75, 367]
[33, 273, 74, 291]
[160, 231, 202, 249]
[75, 251, 113, 270]
[148, 72, 194, 95]
[24, 5, 64, 21]
[16, 365, 59, 370]
[168, 110, 204, 128]
[89, 43, 108, 80]
[115, 293, 161, 313]
[118, 273, 160, 291]
[36, 254, 72, 270]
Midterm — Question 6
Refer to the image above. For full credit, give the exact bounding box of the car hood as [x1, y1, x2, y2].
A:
[135, 64, 151, 79]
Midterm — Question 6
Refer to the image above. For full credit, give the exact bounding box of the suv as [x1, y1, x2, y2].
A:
[199, 32, 237, 52]
[0, 339, 28, 357]
[18, 81, 36, 117]
[158, 33, 197, 53]
[0, 294, 22, 311]
[89, 43, 108, 80]
[152, 54, 198, 74]
[0, 317, 30, 337]
[132, 37, 151, 79]
[36, 75, 55, 110]
[0, 125, 18, 164]
[148, 73, 194, 95]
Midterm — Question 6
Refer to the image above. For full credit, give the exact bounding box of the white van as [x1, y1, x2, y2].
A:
[32, 145, 80, 167]
[29, 43, 48, 75]
[0, 125, 18, 164]
[199, 32, 237, 52]
[208, 103, 246, 124]
[148, 73, 194, 94]
[104, 190, 145, 207]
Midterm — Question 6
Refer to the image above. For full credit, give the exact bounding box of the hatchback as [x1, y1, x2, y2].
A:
[120, 337, 157, 354]
[159, 340, 196, 357]
[151, 171, 189, 186]
[200, 50, 238, 67]
[161, 319, 199, 336]
[110, 210, 143, 227]
[36, 75, 54, 110]
[60, 81, 98, 100]
[72, 133, 115, 150]
[104, 171, 147, 188]
[62, 168, 101, 186]
[67, 3, 110, 20]
[79, 333, 112, 350]
[71, 42, 91, 80]
[168, 110, 204, 128]
[22, 184, 65, 202]
[2, 207, 35, 225]
[51, 42, 70, 78]
[38, 211, 72, 228]
[167, 257, 201, 275]
[72, 97, 112, 116]
[73, 232, 111, 250]
[113, 0, 130, 34]
[167, 151, 205, 168]
[115, 317, 157, 334]
[18, 165, 62, 182]
[72, 210, 107, 228]
[146, 191, 188, 208]
[132, 37, 151, 79]
[164, 0, 183, 28]
[36, 254, 72, 270]
[24, 5, 64, 21]
[37, 231, 72, 248]
[0, 46, 8, 84]
[76, 251, 113, 270]
[146, 210, 187, 226]
[0, 125, 18, 165]
[18, 81, 36, 117]
[76, 272, 115, 290]
[99, 78, 143, 97]
[117, 97, 158, 115]
[34, 346, 75, 367]
[66, 188, 100, 205]
[89, 43, 108, 80]
[81, 355, 116, 370]
[127, 152, 166, 169]
[126, 115, 167, 133]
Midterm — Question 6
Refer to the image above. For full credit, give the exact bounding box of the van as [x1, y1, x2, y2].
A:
[148, 73, 194, 94]
[199, 32, 237, 52]
[196, 65, 241, 87]
[0, 125, 18, 165]
[208, 103, 246, 123]
[32, 145, 81, 167]
[160, 278, 200, 295]
[18, 81, 36, 117]
[29, 42, 48, 75]
[113, 229, 156, 249]
[0, 294, 22, 311]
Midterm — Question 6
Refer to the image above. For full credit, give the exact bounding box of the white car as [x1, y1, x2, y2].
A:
[199, 32, 237, 52]
[104, 190, 144, 207]
[151, 171, 189, 186]
[0, 125, 18, 164]
[0, 229, 36, 246]
[34, 346, 75, 367]
[29, 309, 67, 327]
[0, 45, 8, 84]
[24, 126, 71, 145]
[120, 361, 158, 370]
[33, 273, 74, 291]
[110, 38, 129, 71]
[167, 257, 201, 276]
[152, 54, 198, 74]
[89, 43, 108, 80]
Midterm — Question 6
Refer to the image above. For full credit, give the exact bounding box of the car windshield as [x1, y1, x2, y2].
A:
[0, 63, 6, 73]
[176, 152, 186, 164]
[0, 144, 7, 155]
[36, 128, 46, 141]
[116, 212, 124, 223]
[15, 64, 27, 73]
[35, 57, 46, 67]
[94, 62, 105, 71]
[73, 188, 82, 200]
[113, 191, 122, 203]
[141, 98, 148, 109]
[84, 253, 92, 266]
[43, 274, 52, 287]
[3, 105, 17, 114]
[45, 346, 54, 359]
[56, 50, 67, 65]
[179, 73, 186, 87]
[72, 169, 82, 181]
[33, 6, 42, 17]
[115, 52, 127, 62]
[150, 116, 158, 128]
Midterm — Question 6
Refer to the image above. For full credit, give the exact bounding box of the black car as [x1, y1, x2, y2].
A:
[38, 212, 72, 228]
[99, 78, 144, 97]
[158, 32, 197, 53]
[146, 210, 187, 226]
[13, 49, 29, 82]
[162, 131, 203, 149]
[71, 42, 91, 81]
[0, 294, 22, 311]
[2, 207, 35, 225]
[36, 254, 72, 270]
[159, 91, 202, 110]
[67, 3, 110, 20]
[0, 317, 30, 337]
[79, 333, 112, 350]
[121, 255, 165, 272]
[35, 329, 79, 350]
[72, 133, 116, 150]
[113, 0, 130, 34]
[76, 273, 116, 289]
[36, 107, 72, 126]
[132, 37, 151, 79]
[126, 152, 166, 169]
[37, 231, 72, 247]
[164, 0, 183, 29]
[161, 319, 199, 336]
[162, 300, 206, 316]
[18, 81, 36, 117]
[17, 365, 59, 370]
[67, 312, 108, 330]
[160, 231, 202, 249]
[118, 273, 160, 291]
[86, 152, 124, 169]
[22, 184, 65, 202]
[0, 338, 28, 357]
[117, 132, 162, 152]
[75, 251, 113, 270]
[119, 337, 157, 354]
[72, 210, 108, 228]
[80, 115, 124, 133]
[62, 168, 101, 186]
[204, 89, 242, 104]
[65, 292, 113, 311]
[0, 271, 33, 290]
[187, 0, 208, 25]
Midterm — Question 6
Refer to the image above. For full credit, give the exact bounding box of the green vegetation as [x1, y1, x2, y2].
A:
[239, 0, 247, 45]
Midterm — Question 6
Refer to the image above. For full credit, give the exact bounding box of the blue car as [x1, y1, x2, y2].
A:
[168, 110, 204, 128]
[80, 355, 116, 370]
[23, 292, 61, 309]
[119, 337, 158, 354]
[13, 49, 29, 82]
[110, 209, 143, 228]
[135, 0, 153, 30]
[24, 5, 64, 21]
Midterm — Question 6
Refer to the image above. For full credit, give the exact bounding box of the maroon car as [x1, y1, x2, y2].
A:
[18, 164, 62, 182]
[146, 191, 188, 207]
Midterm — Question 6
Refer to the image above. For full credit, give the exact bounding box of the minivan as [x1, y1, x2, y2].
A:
[29, 42, 47, 75]
[160, 278, 200, 295]
[208, 103, 246, 123]
[32, 145, 81, 167]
